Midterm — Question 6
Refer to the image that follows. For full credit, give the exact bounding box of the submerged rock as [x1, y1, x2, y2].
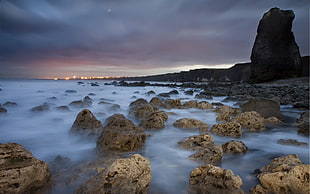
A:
[232, 111, 265, 132]
[251, 154, 309, 194]
[3, 102, 18, 107]
[277, 139, 308, 146]
[174, 118, 208, 132]
[189, 164, 244, 194]
[0, 143, 51, 193]
[0, 107, 7, 113]
[178, 133, 214, 151]
[31, 103, 50, 112]
[96, 114, 146, 153]
[75, 154, 151, 194]
[210, 122, 242, 137]
[70, 109, 104, 137]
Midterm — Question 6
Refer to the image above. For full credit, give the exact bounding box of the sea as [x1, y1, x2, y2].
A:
[0, 79, 309, 193]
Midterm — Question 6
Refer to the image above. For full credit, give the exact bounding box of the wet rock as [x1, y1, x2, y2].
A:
[232, 111, 265, 132]
[70, 109, 104, 137]
[88, 93, 96, 96]
[168, 89, 179, 95]
[0, 143, 51, 193]
[184, 90, 194, 95]
[31, 103, 50, 112]
[65, 90, 77, 93]
[241, 99, 284, 120]
[0, 107, 7, 113]
[161, 99, 182, 109]
[189, 145, 223, 164]
[149, 97, 163, 107]
[264, 116, 282, 124]
[55, 105, 70, 111]
[75, 154, 151, 194]
[140, 110, 168, 129]
[129, 98, 148, 107]
[189, 164, 244, 194]
[182, 100, 213, 110]
[50, 155, 72, 173]
[296, 111, 309, 136]
[129, 103, 158, 121]
[222, 140, 248, 154]
[277, 139, 308, 146]
[173, 118, 208, 132]
[210, 122, 242, 137]
[90, 82, 99, 86]
[146, 90, 156, 95]
[216, 112, 231, 122]
[251, 154, 309, 194]
[3, 102, 18, 107]
[96, 114, 146, 153]
[178, 133, 214, 151]
[214, 105, 240, 115]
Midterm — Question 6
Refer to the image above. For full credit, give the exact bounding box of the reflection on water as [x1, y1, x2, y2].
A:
[0, 79, 308, 193]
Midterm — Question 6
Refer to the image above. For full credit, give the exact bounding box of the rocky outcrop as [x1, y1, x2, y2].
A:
[140, 110, 168, 129]
[0, 143, 51, 193]
[222, 140, 248, 154]
[178, 133, 214, 151]
[96, 114, 146, 153]
[251, 154, 309, 194]
[241, 99, 284, 120]
[296, 111, 309, 135]
[189, 164, 244, 194]
[75, 154, 151, 194]
[69, 109, 104, 137]
[232, 111, 265, 132]
[173, 118, 208, 132]
[210, 122, 242, 137]
[250, 7, 302, 83]
[189, 145, 223, 164]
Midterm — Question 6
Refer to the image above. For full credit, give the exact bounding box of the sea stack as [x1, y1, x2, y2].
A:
[250, 7, 302, 83]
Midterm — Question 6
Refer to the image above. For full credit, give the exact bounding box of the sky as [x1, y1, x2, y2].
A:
[0, 0, 309, 79]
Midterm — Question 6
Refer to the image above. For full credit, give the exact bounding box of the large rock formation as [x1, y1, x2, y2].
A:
[75, 154, 151, 194]
[250, 7, 302, 83]
[0, 143, 51, 193]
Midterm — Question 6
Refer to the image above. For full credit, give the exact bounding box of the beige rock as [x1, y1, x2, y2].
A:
[210, 122, 242, 137]
[232, 111, 265, 132]
[173, 118, 208, 132]
[222, 140, 248, 154]
[0, 143, 51, 194]
[70, 109, 104, 137]
[129, 103, 158, 121]
[264, 116, 283, 124]
[189, 164, 244, 194]
[178, 133, 214, 151]
[189, 145, 223, 164]
[216, 112, 231, 122]
[214, 105, 239, 115]
[97, 114, 146, 153]
[75, 154, 151, 194]
[140, 110, 168, 129]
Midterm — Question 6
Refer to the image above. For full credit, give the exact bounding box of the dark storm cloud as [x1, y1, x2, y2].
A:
[0, 0, 309, 78]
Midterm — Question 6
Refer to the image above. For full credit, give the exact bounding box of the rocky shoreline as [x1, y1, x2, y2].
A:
[0, 78, 309, 193]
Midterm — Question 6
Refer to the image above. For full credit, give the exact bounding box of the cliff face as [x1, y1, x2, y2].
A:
[250, 7, 302, 83]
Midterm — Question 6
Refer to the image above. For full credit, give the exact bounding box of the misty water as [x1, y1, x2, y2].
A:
[0, 79, 309, 193]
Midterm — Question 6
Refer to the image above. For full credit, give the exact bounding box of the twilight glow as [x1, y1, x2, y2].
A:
[0, 0, 309, 79]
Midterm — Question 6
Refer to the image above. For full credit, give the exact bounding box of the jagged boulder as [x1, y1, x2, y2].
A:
[140, 110, 168, 129]
[189, 164, 244, 194]
[178, 133, 214, 151]
[210, 122, 242, 137]
[70, 109, 104, 137]
[97, 114, 146, 153]
[75, 154, 151, 194]
[222, 140, 248, 154]
[250, 7, 302, 83]
[232, 111, 265, 132]
[251, 154, 309, 194]
[241, 99, 284, 120]
[0, 143, 51, 193]
[173, 118, 208, 132]
[189, 145, 223, 164]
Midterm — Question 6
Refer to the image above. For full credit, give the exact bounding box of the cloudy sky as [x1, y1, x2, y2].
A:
[0, 0, 309, 79]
